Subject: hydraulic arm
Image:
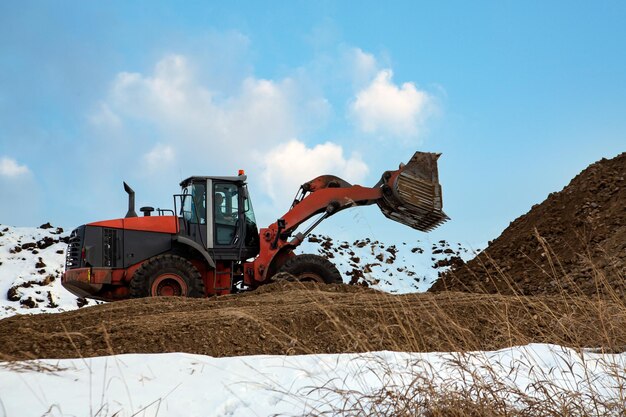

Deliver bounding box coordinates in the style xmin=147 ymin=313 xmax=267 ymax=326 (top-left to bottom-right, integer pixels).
xmin=247 ymin=152 xmax=449 ymax=282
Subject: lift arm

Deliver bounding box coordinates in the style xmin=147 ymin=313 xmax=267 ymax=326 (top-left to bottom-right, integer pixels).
xmin=247 ymin=151 xmax=450 ymax=282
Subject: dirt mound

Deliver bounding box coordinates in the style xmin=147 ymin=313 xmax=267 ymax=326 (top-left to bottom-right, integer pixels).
xmin=2 ymin=282 xmax=626 ymax=360
xmin=431 ymin=152 xmax=626 ymax=296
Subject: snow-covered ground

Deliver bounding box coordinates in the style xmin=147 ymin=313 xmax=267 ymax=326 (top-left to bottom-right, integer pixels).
xmin=1 ymin=344 xmax=624 ymax=417
xmin=0 ymin=226 xmax=620 ymax=416
xmin=0 ymin=224 xmax=99 ymax=319
xmin=0 ymin=224 xmax=480 ymax=319
xmin=298 ymin=233 xmax=481 ymax=293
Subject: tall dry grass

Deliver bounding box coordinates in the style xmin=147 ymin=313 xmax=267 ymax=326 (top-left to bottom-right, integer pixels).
xmin=257 ymin=234 xmax=626 ymax=416
xmin=2 ymin=232 xmax=624 ymax=416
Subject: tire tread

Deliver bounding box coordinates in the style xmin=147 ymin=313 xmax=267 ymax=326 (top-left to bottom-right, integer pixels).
xmin=129 ymin=254 xmax=205 ymax=298
xmin=278 ymin=254 xmax=342 ymax=284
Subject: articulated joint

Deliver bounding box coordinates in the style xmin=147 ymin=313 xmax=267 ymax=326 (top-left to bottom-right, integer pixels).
xmin=271 ymin=218 xmax=286 ymax=250
xmin=326 ymin=200 xmax=340 ymax=214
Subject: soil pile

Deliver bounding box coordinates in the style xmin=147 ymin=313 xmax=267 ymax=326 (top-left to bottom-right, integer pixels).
xmin=2 ymin=282 xmax=626 ymax=360
xmin=431 ymin=152 xmax=626 ymax=296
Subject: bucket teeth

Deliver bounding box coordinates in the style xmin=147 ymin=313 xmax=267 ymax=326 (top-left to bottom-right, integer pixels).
xmin=377 ymin=152 xmax=450 ymax=232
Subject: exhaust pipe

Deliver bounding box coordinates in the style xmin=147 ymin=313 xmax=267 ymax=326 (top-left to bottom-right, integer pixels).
xmin=123 ymin=182 xmax=138 ymax=218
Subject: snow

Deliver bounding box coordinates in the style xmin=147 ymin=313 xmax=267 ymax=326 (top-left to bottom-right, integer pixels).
xmin=0 ymin=226 xmax=620 ymax=415
xmin=1 ymin=344 xmax=624 ymax=417
xmin=0 ymin=225 xmax=99 ymax=319
xmin=298 ymin=233 xmax=482 ymax=293
xmin=0 ymin=224 xmax=479 ymax=319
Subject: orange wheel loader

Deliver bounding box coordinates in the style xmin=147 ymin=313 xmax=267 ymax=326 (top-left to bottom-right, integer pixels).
xmin=62 ymin=152 xmax=449 ymax=300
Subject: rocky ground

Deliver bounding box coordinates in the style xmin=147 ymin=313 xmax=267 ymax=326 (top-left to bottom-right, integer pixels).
xmin=0 ymin=224 xmax=98 ymax=318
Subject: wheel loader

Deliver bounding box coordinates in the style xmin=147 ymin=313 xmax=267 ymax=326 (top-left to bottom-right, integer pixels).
xmin=62 ymin=152 xmax=449 ymax=300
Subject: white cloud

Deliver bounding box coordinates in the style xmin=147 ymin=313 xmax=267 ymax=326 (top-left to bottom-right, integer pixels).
xmin=348 ymin=48 xmax=378 ymax=87
xmin=0 ymin=157 xmax=30 ymax=178
xmin=91 ymin=53 xmax=339 ymax=222
xmin=109 ymin=55 xmax=200 ymax=123
xmin=89 ymin=102 xmax=121 ymax=127
xmin=349 ymin=69 xmax=431 ymax=138
xmin=100 ymin=54 xmax=303 ymax=154
xmin=261 ymin=140 xmax=369 ymax=207
xmin=88 ymin=49 xmax=436 ymax=224
xmin=143 ymin=144 xmax=175 ymax=172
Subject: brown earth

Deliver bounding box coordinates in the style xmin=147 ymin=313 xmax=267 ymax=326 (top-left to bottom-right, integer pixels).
xmin=2 ymin=281 xmax=626 ymax=360
xmin=2 ymin=154 xmax=625 ymax=362
xmin=431 ymin=152 xmax=626 ymax=296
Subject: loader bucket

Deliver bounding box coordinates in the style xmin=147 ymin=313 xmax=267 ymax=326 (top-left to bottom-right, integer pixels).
xmin=377 ymin=152 xmax=450 ymax=232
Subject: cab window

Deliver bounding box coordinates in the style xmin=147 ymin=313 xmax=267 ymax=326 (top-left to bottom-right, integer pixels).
xmin=214 ymin=183 xmax=239 ymax=245
xmin=182 ymin=183 xmax=206 ymax=224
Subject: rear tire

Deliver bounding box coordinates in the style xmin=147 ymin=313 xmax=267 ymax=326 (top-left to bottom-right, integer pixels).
xmin=129 ymin=254 xmax=205 ymax=298
xmin=278 ymin=254 xmax=343 ymax=284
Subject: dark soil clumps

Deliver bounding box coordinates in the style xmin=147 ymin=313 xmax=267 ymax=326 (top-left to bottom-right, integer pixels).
xmin=431 ymin=152 xmax=626 ymax=296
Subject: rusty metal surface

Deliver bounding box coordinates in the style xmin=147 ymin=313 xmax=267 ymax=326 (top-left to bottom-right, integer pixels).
xmin=377 ymin=152 xmax=450 ymax=232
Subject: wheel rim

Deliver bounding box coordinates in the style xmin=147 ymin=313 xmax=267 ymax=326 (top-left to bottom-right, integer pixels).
xmin=297 ymin=272 xmax=324 ymax=283
xmin=151 ymin=274 xmax=188 ymax=296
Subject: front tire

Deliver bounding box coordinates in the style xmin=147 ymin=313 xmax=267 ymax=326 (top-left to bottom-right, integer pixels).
xmin=278 ymin=254 xmax=343 ymax=284
xmin=129 ymin=254 xmax=205 ymax=298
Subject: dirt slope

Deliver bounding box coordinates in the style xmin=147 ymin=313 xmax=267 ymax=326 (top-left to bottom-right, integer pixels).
xmin=2 ymin=282 xmax=626 ymax=360
xmin=431 ymin=152 xmax=626 ymax=296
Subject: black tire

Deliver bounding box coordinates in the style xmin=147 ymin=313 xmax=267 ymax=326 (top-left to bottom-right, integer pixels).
xmin=129 ymin=254 xmax=205 ymax=298
xmin=278 ymin=254 xmax=343 ymax=284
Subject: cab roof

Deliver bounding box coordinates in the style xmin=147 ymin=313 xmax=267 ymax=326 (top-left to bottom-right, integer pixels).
xmin=180 ymin=175 xmax=247 ymax=187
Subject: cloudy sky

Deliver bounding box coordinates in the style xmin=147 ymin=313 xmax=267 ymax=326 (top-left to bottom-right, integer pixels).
xmin=1 ymin=1 xmax=624 ymax=247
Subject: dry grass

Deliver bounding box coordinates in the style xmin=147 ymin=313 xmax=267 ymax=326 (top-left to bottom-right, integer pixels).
xmin=288 ymin=347 xmax=626 ymax=416
xmin=267 ymin=236 xmax=626 ymax=416
xmin=1 ymin=234 xmax=625 ymax=416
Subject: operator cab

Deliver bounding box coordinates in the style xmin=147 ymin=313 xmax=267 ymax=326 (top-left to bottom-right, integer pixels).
xmin=178 ymin=174 xmax=260 ymax=261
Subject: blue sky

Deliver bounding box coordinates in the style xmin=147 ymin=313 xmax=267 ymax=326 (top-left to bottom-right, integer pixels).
xmin=1 ymin=1 xmax=624 ymax=248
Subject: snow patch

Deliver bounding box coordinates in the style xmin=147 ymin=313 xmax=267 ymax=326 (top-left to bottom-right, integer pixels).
xmin=0 ymin=344 xmax=624 ymax=416
xmin=298 ymin=233 xmax=481 ymax=293
xmin=0 ymin=224 xmax=99 ymax=319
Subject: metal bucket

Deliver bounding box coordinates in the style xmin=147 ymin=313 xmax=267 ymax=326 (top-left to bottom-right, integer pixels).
xmin=377 ymin=152 xmax=450 ymax=232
